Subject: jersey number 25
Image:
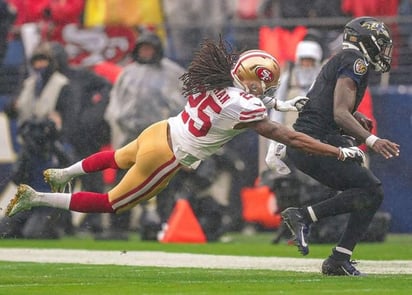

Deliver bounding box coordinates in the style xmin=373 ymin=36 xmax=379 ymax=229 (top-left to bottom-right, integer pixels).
xmin=181 ymin=92 xmax=222 ymax=137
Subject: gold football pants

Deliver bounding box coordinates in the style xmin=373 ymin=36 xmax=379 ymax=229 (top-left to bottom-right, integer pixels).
xmin=108 ymin=120 xmax=181 ymax=213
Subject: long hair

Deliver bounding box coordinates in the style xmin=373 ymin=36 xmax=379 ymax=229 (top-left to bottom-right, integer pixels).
xmin=180 ymin=37 xmax=239 ymax=96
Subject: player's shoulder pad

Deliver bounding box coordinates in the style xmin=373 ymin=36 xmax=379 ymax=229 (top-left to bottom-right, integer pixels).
xmin=341 ymin=49 xmax=368 ymax=76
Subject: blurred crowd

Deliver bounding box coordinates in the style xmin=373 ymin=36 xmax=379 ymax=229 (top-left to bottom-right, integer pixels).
xmin=0 ymin=0 xmax=411 ymax=240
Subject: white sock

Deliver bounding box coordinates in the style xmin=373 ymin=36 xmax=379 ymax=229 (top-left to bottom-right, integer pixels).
xmin=64 ymin=161 xmax=86 ymax=177
xmin=335 ymin=246 xmax=353 ymax=256
xmin=34 ymin=192 xmax=71 ymax=210
xmin=307 ymin=206 xmax=318 ymax=222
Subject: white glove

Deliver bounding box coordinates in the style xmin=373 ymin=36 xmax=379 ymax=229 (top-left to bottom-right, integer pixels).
xmin=265 ymin=141 xmax=291 ymax=175
xmin=338 ymin=146 xmax=366 ymax=165
xmin=274 ymin=96 xmax=309 ymax=112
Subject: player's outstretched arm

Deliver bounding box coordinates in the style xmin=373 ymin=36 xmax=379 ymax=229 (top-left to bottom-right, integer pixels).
xmin=244 ymin=118 xmax=364 ymax=162
xmin=334 ymin=77 xmax=400 ymax=159
xmin=261 ymin=96 xmax=308 ymax=112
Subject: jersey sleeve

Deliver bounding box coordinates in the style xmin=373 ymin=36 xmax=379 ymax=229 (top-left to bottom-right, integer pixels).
xmin=338 ymin=51 xmax=368 ymax=86
xmin=235 ymin=95 xmax=267 ymax=123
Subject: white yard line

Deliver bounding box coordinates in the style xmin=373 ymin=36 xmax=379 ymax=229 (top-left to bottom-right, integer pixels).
xmin=1 ymin=248 xmax=411 ymax=274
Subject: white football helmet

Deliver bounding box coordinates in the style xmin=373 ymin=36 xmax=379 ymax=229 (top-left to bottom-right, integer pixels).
xmin=231 ymin=50 xmax=281 ymax=98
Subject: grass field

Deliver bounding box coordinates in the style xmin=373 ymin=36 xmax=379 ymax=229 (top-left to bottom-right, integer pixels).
xmin=0 ymin=233 xmax=411 ymax=294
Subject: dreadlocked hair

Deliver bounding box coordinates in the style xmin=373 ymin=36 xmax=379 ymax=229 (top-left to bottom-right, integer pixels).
xmin=180 ymin=37 xmax=239 ymax=96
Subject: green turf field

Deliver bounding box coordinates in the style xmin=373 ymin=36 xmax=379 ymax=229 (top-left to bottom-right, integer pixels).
xmin=0 ymin=233 xmax=411 ymax=294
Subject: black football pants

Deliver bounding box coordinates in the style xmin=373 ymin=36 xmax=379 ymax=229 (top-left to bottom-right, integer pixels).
xmin=287 ymin=146 xmax=384 ymax=252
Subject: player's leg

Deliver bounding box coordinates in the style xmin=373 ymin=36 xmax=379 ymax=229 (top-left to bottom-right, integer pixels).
xmin=43 ymin=149 xmax=122 ymax=193
xmin=43 ymin=136 xmax=140 ymax=193
xmin=321 ymin=184 xmax=383 ymax=276
xmin=286 ymin=147 xmax=381 ymax=275
xmin=108 ymin=121 xmax=181 ymax=213
xmin=6 ymin=121 xmax=181 ymax=217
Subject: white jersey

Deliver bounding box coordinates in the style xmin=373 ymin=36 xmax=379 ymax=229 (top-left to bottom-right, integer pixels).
xmin=168 ymin=87 xmax=267 ymax=168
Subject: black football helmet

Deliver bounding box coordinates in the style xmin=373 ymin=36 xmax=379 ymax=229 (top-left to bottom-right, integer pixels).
xmin=343 ymin=16 xmax=393 ymax=73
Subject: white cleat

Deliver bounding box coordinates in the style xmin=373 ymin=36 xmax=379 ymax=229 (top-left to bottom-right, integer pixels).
xmin=6 ymin=184 xmax=37 ymax=217
xmin=43 ymin=169 xmax=72 ymax=193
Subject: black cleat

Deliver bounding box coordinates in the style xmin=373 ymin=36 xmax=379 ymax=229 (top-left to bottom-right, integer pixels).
xmin=322 ymin=256 xmax=364 ymax=276
xmin=281 ymin=207 xmax=309 ymax=255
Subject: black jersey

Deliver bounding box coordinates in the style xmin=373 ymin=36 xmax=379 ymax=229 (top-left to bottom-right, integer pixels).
xmin=293 ymin=49 xmax=370 ymax=138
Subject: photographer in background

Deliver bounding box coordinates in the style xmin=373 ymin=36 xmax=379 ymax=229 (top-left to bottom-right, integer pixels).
xmin=0 ymin=42 xmax=76 ymax=239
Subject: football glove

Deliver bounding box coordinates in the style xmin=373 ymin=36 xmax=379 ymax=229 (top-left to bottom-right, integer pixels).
xmin=261 ymin=96 xmax=277 ymax=109
xmin=265 ymin=141 xmax=291 ymax=175
xmin=338 ymin=146 xmax=366 ymax=164
xmin=274 ymin=96 xmax=309 ymax=112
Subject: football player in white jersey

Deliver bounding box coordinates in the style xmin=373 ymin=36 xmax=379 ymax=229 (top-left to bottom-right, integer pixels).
xmin=6 ymin=38 xmax=365 ymax=218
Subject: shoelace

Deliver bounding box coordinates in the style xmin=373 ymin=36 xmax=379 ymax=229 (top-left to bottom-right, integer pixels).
xmin=341 ymin=260 xmax=360 ymax=275
xmin=60 ymin=180 xmax=73 ymax=193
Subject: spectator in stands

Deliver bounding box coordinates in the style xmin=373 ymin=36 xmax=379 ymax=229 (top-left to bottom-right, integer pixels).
xmin=273 ymin=39 xmax=323 ymax=128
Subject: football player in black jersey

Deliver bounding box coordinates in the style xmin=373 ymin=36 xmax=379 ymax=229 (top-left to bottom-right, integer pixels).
xmin=280 ymin=17 xmax=400 ymax=276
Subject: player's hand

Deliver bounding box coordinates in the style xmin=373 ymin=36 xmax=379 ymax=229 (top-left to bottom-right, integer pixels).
xmin=371 ymin=138 xmax=400 ymax=159
xmin=338 ymin=146 xmax=366 ymax=164
xmin=275 ymin=96 xmax=309 ymax=112
xmin=353 ymin=111 xmax=373 ymax=131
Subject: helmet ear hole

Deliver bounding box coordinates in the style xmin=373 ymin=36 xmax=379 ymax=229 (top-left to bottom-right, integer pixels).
xmin=248 ymin=82 xmax=261 ymax=95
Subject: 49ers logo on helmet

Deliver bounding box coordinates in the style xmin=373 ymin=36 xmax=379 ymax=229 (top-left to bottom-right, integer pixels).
xmin=255 ymin=67 xmax=274 ymax=82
